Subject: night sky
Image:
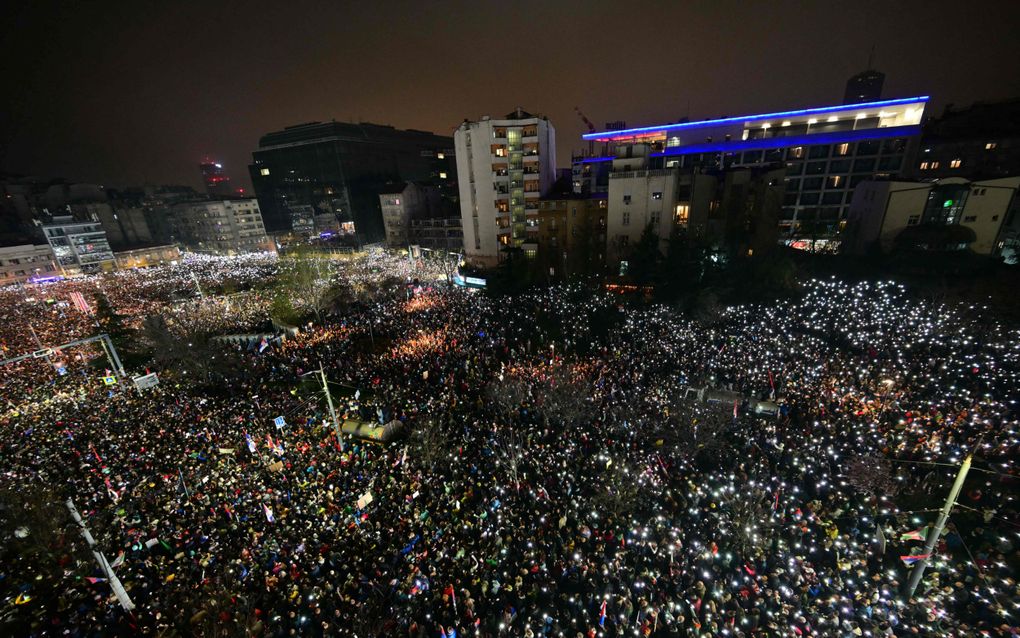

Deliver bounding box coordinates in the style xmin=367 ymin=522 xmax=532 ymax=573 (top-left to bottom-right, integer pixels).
xmin=3 ymin=0 xmax=1020 ymax=191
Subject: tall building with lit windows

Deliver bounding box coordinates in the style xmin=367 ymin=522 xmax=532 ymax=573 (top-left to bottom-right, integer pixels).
xmin=199 ymin=159 xmax=233 ymax=198
xmin=454 ymin=108 xmax=557 ymax=267
xmin=578 ymin=96 xmax=928 ymax=240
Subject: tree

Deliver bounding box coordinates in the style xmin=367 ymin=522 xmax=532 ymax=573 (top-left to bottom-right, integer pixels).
xmin=0 ymin=485 xmax=85 ymax=632
xmin=627 ymin=223 xmax=661 ymax=286
xmin=657 ymin=226 xmax=706 ymax=303
xmin=138 ymin=314 xmax=240 ymax=381
xmin=94 ymin=292 xmax=130 ymax=345
xmin=413 ymin=414 xmax=451 ymax=471
xmin=845 ymin=455 xmax=899 ymax=500
xmin=722 ymin=487 xmax=775 ymax=559
xmin=277 ymin=252 xmax=340 ymax=322
xmin=531 ymin=366 xmax=596 ymax=431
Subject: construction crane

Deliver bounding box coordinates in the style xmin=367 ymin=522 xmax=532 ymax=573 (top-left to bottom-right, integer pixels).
xmin=574 ymin=106 xmax=596 ymax=155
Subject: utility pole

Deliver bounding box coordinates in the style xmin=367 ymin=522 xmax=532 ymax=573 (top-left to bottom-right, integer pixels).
xmin=99 ymin=333 xmax=126 ymax=377
xmin=319 ymin=362 xmax=341 ymax=444
xmin=904 ymin=454 xmax=973 ymax=599
xmin=28 ymin=324 xmax=52 ymax=367
xmin=191 ymin=272 xmax=204 ymax=299
xmin=66 ymin=498 xmax=135 ymax=611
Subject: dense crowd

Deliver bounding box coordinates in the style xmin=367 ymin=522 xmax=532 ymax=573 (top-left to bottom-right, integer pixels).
xmin=1 ymin=253 xmax=1018 ymax=637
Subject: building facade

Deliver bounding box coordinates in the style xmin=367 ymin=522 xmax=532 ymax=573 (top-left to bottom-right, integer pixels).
xmin=169 ymin=199 xmax=273 ymax=255
xmin=42 ymin=215 xmax=116 ymax=274
xmin=249 ymin=121 xmax=455 ymax=240
xmin=0 ymin=244 xmax=58 ymax=285
xmin=843 ymin=176 xmax=1020 ymax=258
xmin=913 ymin=99 xmax=1020 ymax=180
xmin=409 ymin=217 xmax=463 ymax=252
xmin=200 ymin=160 xmax=234 ymax=198
xmin=454 ymin=108 xmax=557 ymax=267
xmin=535 ymin=196 xmax=607 ymax=279
xmin=844 ymin=69 xmax=885 ymax=104
xmin=113 ymin=245 xmax=182 ymax=270
xmin=580 ymin=96 xmax=928 ymax=241
xmin=378 ymin=182 xmax=441 ymax=248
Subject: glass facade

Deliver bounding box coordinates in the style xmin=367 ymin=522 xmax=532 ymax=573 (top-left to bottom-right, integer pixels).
xmin=249 ymin=122 xmax=455 ymax=241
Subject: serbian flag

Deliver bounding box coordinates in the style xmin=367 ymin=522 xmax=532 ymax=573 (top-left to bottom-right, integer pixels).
xmin=245 ymin=432 xmax=257 ymax=454
xmin=263 ymin=503 xmax=275 ymax=523
xmin=900 ymin=527 xmax=928 ymax=542
xmin=599 ymin=599 xmax=607 ymax=627
xmin=900 ymin=553 xmax=930 ymax=566
xmin=259 ymin=338 xmax=269 ymax=353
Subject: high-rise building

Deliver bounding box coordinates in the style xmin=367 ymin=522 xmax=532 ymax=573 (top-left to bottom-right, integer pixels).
xmin=169 ymin=199 xmax=273 ymax=255
xmin=200 ymin=159 xmax=233 ymax=198
xmin=579 ymin=96 xmax=928 ymax=239
xmin=454 ymin=108 xmax=557 ymax=267
xmin=249 ymin=121 xmax=455 ymax=240
xmin=844 ymin=69 xmax=885 ymax=104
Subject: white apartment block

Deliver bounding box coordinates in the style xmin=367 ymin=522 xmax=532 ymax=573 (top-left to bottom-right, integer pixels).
xmin=170 ymin=199 xmax=273 ymax=255
xmin=844 ymin=176 xmax=1020 ymax=257
xmin=605 ymin=145 xmax=681 ymax=267
xmin=455 ymin=108 xmax=557 ymax=267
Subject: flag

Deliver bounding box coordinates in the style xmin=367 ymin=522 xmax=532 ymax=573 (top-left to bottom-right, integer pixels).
xmin=733 ymin=400 xmax=739 ymax=419
xmin=263 ymin=503 xmax=275 ymax=523
xmin=245 ymin=432 xmax=257 ymax=454
xmin=259 ymin=338 xmax=269 ymax=353
xmin=900 ymin=553 xmax=930 ymax=566
xmin=110 ymin=551 xmax=125 ymax=569
xmin=900 ymin=527 xmax=928 ymax=542
xmin=599 ymin=599 xmax=607 ymax=627
xmin=70 ymin=291 xmax=92 ymax=315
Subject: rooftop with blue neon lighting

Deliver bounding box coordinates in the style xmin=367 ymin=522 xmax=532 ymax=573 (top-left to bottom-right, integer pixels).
xmin=583 ymin=96 xmax=929 ymax=142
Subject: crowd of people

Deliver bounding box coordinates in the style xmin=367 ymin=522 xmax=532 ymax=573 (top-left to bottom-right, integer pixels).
xmin=1 ymin=253 xmax=1017 ymax=637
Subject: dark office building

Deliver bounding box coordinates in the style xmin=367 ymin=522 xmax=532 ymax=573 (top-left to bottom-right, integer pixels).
xmin=249 ymin=121 xmax=456 ymax=240
xmin=199 ymin=159 xmax=233 ymax=197
xmin=843 ymin=69 xmax=885 ymax=104
xmin=913 ymin=98 xmax=1020 ymax=180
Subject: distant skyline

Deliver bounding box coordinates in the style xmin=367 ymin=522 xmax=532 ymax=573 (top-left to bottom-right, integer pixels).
xmin=3 ymin=0 xmax=1020 ymax=191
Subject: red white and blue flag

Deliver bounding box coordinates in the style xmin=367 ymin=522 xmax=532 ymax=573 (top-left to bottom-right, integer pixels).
xmin=599 ymin=599 xmax=607 ymax=627
xmin=900 ymin=553 xmax=930 ymax=566
xmin=263 ymin=503 xmax=275 ymax=523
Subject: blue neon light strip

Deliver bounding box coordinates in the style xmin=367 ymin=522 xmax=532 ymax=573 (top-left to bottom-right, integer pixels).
xmin=653 ymin=125 xmax=920 ymax=157
xmin=578 ymin=125 xmax=920 ymax=163
xmin=582 ymin=96 xmax=929 ymax=140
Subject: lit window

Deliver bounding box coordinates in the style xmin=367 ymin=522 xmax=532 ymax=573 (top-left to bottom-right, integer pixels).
xmin=789 ymin=147 xmax=804 ymax=159
xmin=950 ymin=159 xmax=962 ymax=168
xmin=836 ymin=143 xmax=849 ymax=156
xmin=828 ymin=176 xmax=843 ymax=188
xmin=919 ymin=161 xmax=929 ymax=170
xmin=437 ymin=152 xmax=445 ymax=159
xmin=439 ymin=172 xmax=447 ymax=179
xmin=260 ymin=168 xmax=270 ymax=176
xmin=985 ymin=142 xmax=996 ymax=150
xmin=931 ymin=161 xmax=940 ymax=169
xmin=674 ymin=203 xmax=689 ymax=226
xmin=651 ymin=192 xmax=662 ymax=200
